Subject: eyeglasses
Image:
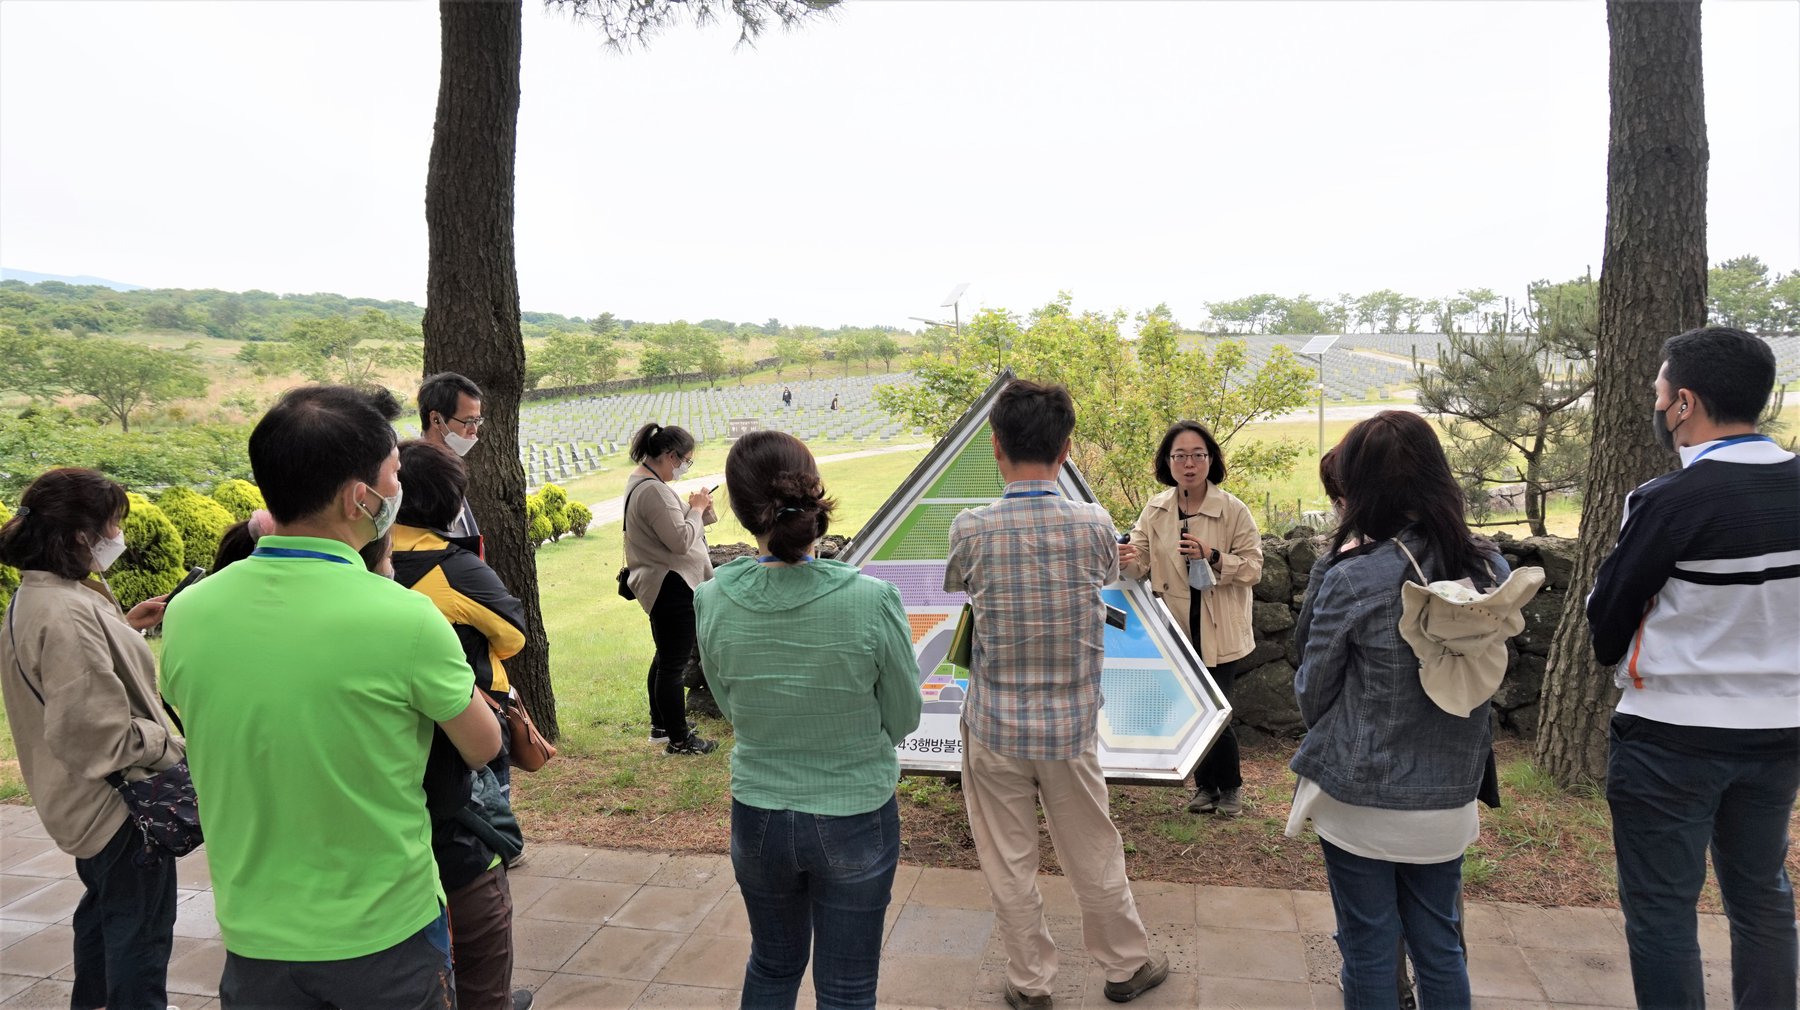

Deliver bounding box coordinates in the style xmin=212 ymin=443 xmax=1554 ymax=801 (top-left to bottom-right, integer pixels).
xmin=449 ymin=415 xmax=484 ymax=429
xmin=1168 ymin=452 xmax=1211 ymax=464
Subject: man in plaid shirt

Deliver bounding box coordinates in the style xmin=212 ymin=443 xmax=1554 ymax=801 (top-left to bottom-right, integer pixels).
xmin=944 ymin=379 xmax=1169 ymax=1009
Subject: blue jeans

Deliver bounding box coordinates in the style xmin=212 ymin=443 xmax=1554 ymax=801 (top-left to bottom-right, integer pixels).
xmin=730 ymin=796 xmax=899 ymax=1010
xmin=71 ymin=819 xmax=179 ymax=1010
xmin=1608 ymin=714 xmax=1799 ymax=1010
xmin=1319 ymin=838 xmax=1470 ymax=1010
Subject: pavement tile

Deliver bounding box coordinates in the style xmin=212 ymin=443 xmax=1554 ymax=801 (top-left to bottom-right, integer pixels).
xmin=645 ymin=853 xmax=733 ymax=895
xmin=0 ymin=878 xmax=51 ymax=910
xmin=1195 ymin=884 xmax=1297 ymax=932
xmin=1292 ymin=889 xmax=1337 ymax=934
xmin=695 ymin=892 xmax=751 ymax=938
xmin=521 ymin=878 xmax=639 ymax=924
xmin=1464 ymin=902 xmax=1517 ymax=946
xmin=511 ymin=916 xmax=602 ymax=973
xmin=1696 ymin=913 xmax=1731 ymax=962
xmin=628 ymin=981 xmax=739 ymax=1008
xmin=887 ymin=863 xmax=924 ymax=906
xmin=531 ymin=973 xmax=647 ymax=1010
xmin=908 ymin=867 xmax=993 ymax=910
xmin=1192 ymin=924 xmax=1308 ymax=983
xmin=0 ymin=841 xmax=56 ymax=873
xmin=883 ymin=904 xmax=995 ymax=959
xmin=175 ymin=852 xmax=212 ymax=890
xmin=655 ymin=931 xmax=751 ymax=988
xmin=1036 ymin=873 xmax=1079 ymax=917
xmin=1517 ymin=947 xmax=1634 ymax=1007
xmin=0 ymin=925 xmax=72 ymax=980
xmin=608 ymin=885 xmax=724 ymax=934
xmin=1142 ymin=923 xmax=1198 ymax=977
xmin=506 ymin=871 xmax=560 ymax=913
xmin=0 ymin=882 xmax=82 ymax=925
xmin=0 ymin=978 xmax=32 ymax=1002
xmin=563 ymin=924 xmax=685 ymax=980
xmin=0 ymin=851 xmax=69 ymax=882
xmin=1498 ymin=903 xmax=1624 ymax=954
xmin=1196 ymin=973 xmax=1315 ymax=1010
xmin=572 ymin=849 xmax=669 ymax=885
xmin=0 ymin=978 xmax=73 ymax=1007
xmin=509 ymin=843 xmax=595 ymax=879
xmin=1133 ymin=879 xmax=1198 ymax=926
xmin=1309 ymin=980 xmax=1346 ymax=1008
xmin=172 ymin=890 xmax=220 ymax=939
xmin=166 ymin=938 xmax=225 ymax=997
xmin=1467 ymin=943 xmax=1549 ymax=1001
xmin=0 ymin=920 xmax=47 ymax=953
xmin=875 ymin=951 xmax=982 ymax=1008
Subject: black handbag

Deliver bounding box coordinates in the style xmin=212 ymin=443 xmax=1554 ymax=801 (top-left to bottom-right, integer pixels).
xmin=7 ymin=596 xmax=203 ymax=864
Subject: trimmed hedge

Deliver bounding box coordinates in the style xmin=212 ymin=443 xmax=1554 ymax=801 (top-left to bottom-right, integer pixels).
xmin=158 ymin=486 xmax=234 ymax=571
xmin=112 ymin=493 xmax=186 ymax=610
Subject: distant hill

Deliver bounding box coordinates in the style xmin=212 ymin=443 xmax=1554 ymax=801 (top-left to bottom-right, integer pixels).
xmin=1 ymin=268 xmax=143 ymax=291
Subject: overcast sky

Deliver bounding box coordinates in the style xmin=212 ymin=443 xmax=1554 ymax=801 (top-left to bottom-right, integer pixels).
xmin=2 ymin=0 xmax=1795 ymax=330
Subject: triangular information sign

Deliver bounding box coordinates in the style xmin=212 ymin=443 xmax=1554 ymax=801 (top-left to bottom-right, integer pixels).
xmin=843 ymin=370 xmax=1230 ymax=784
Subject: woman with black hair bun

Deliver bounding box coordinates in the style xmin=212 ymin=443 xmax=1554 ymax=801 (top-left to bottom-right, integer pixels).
xmin=621 ymin=422 xmax=719 ymax=755
xmin=693 ymin=430 xmax=921 ymax=1010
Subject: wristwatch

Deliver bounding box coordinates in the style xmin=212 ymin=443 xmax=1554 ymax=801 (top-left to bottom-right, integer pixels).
xmin=1209 ymin=548 xmax=1221 ymax=565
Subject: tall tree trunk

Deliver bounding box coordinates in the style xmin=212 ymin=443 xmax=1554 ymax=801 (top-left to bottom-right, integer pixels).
xmin=1535 ymin=0 xmax=1707 ymax=786
xmin=423 ymin=0 xmax=559 ymax=738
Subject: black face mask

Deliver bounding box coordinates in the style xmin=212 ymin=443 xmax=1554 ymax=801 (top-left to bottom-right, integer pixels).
xmin=1652 ymin=400 xmax=1686 ymax=453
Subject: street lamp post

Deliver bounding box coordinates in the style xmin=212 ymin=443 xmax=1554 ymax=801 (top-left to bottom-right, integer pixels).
xmin=1299 ymin=335 xmax=1341 ymax=456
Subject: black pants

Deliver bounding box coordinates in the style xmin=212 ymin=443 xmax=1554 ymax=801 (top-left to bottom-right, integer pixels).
xmin=1193 ymin=654 xmax=1253 ymax=792
xmin=220 ymin=911 xmax=455 ymax=1010
xmin=646 ymin=571 xmax=697 ymax=744
xmin=71 ymin=818 xmax=179 ymax=1010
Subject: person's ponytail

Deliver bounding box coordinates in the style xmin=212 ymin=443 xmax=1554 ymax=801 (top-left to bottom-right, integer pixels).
xmin=724 ymin=431 xmax=836 ymax=563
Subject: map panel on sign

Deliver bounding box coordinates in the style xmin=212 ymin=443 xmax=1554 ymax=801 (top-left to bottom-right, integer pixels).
xmin=840 ymin=371 xmax=1229 ymax=783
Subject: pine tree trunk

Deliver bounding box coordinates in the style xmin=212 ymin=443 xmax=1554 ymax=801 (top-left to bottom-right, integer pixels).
xmin=423 ymin=0 xmax=559 ymax=738
xmin=1535 ymin=0 xmax=1707 ymax=786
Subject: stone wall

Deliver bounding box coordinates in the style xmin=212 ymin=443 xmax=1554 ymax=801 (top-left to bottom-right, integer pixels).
xmin=697 ymin=532 xmax=1575 ymax=740
xmin=1231 ymin=528 xmax=1574 ymax=740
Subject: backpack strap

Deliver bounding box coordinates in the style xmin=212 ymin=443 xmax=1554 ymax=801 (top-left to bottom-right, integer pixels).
xmin=1392 ymin=538 xmax=1429 ymax=586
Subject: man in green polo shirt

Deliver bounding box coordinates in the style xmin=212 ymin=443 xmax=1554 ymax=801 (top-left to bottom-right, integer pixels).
xmin=164 ymin=385 xmax=501 ymax=1008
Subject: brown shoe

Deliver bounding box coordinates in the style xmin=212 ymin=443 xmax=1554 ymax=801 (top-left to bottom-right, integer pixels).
xmin=1103 ymin=951 xmax=1169 ymax=1003
xmin=1004 ymin=983 xmax=1053 ymax=1009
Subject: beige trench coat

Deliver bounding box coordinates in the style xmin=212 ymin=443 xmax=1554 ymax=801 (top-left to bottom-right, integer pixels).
xmin=1124 ymin=484 xmax=1263 ymax=667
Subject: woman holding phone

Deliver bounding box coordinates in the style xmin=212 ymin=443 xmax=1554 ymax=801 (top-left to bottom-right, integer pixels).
xmin=1124 ymin=421 xmax=1264 ymax=816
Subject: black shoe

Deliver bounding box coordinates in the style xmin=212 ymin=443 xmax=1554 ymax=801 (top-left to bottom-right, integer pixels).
xmin=1004 ymin=983 xmax=1053 ymax=1009
xmin=1187 ymin=787 xmax=1220 ymax=814
xmin=648 ymin=726 xmax=669 ymax=743
xmin=666 ymin=733 xmax=717 ymax=756
xmin=1216 ymin=787 xmax=1244 ymax=817
xmin=511 ymin=989 xmax=535 ymax=1010
xmin=1103 ymin=952 xmax=1169 ymax=1003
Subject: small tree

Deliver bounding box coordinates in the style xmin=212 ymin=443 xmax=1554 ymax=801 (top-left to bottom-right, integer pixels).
xmin=210 ymin=479 xmax=267 ymax=522
xmin=537 ymin=484 xmax=571 ymax=541
xmin=157 ymin=486 xmax=235 ymax=571
xmin=282 ymin=310 xmax=420 ymax=387
xmin=532 ymin=331 xmax=620 ymax=388
xmin=524 ymin=493 xmax=553 ymax=548
xmin=112 ymin=493 xmax=186 ymax=609
xmin=45 ymin=336 xmax=209 ymax=432
xmin=565 ymin=500 xmax=593 ymax=536
xmin=1415 ymin=276 xmax=1598 ymax=536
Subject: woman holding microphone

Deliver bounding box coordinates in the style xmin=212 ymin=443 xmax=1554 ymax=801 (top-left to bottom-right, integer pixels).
xmin=1124 ymin=421 xmax=1264 ymax=816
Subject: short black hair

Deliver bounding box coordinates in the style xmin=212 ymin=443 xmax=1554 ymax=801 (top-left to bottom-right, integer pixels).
xmin=249 ymin=385 xmax=402 ymax=524
xmin=418 ymin=372 xmax=483 ymax=430
xmin=1152 ymin=420 xmax=1227 ymax=487
xmin=989 ymin=379 xmax=1075 ymax=466
xmin=0 ymin=468 xmax=130 ymax=581
xmin=396 ymin=439 xmax=469 ymax=531
xmin=1662 ymin=326 xmax=1777 ymax=426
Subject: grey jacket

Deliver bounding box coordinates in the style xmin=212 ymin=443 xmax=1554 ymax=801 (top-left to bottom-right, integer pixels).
xmin=1289 ymin=530 xmax=1507 ymax=811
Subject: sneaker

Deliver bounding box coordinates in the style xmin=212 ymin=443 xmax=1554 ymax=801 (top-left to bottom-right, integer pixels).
xmin=666 ymin=733 xmax=717 ymax=756
xmin=648 ymin=726 xmax=669 ymax=743
xmin=1216 ymin=787 xmax=1244 ymax=817
xmin=1103 ymin=952 xmax=1169 ymax=1003
xmin=504 ymin=850 xmax=529 ymax=870
xmin=511 ymin=989 xmax=535 ymax=1010
xmin=1187 ymin=787 xmax=1220 ymax=814
xmin=1004 ymin=983 xmax=1053 ymax=1009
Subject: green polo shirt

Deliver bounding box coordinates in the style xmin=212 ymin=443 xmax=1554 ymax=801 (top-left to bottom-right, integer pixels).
xmin=162 ymin=536 xmax=476 ymax=961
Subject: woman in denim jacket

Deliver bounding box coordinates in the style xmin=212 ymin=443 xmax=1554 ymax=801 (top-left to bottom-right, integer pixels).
xmin=1287 ymin=411 xmax=1506 ymax=1009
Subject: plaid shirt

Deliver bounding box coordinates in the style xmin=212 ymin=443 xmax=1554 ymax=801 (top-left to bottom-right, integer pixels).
xmin=943 ymin=479 xmax=1119 ymax=760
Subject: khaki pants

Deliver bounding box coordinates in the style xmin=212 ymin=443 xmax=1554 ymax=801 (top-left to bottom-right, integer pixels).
xmin=960 ymin=725 xmax=1151 ymax=996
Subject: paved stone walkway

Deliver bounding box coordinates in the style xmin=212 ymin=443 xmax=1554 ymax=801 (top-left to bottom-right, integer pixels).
xmin=1 ymin=803 xmax=1734 ymax=1009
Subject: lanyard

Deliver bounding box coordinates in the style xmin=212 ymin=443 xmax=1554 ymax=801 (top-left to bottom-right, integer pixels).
xmin=1002 ymin=490 xmax=1058 ymax=499
xmin=1691 ymin=434 xmax=1773 ymax=463
xmin=251 ymin=547 xmax=353 ymax=564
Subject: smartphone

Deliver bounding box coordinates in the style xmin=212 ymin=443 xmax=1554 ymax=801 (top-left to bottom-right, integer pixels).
xmin=165 ymin=566 xmax=206 ymax=604
xmin=1116 ymin=532 xmax=1131 ymax=545
xmin=1105 ymin=604 xmax=1128 ymax=630
xmin=709 ymin=484 xmax=720 ymax=493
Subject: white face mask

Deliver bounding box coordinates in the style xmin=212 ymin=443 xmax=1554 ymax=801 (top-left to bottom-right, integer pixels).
xmin=89 ymin=531 xmax=127 ymax=573
xmin=357 ymin=484 xmax=404 ymax=538
xmin=444 ymin=431 xmax=478 ymax=457
xmin=672 ymin=457 xmax=693 ymax=479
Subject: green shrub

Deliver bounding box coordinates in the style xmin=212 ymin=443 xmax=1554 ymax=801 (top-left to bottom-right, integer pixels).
xmin=210 ymin=478 xmax=266 ymax=521
xmin=0 ymin=501 xmax=17 ymax=611
xmin=157 ymin=486 xmax=234 ymax=570
xmin=525 ymin=494 xmax=552 ymax=549
xmin=565 ymin=500 xmax=593 ymax=537
xmin=112 ymin=493 xmax=185 ymax=609
xmin=539 ymin=484 xmax=570 ymax=541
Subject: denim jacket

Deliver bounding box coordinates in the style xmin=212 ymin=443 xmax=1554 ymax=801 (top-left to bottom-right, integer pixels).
xmin=1289 ymin=530 xmax=1507 ymax=810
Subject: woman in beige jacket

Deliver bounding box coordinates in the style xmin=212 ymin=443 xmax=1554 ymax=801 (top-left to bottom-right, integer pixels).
xmin=1124 ymin=421 xmax=1264 ymax=816
xmin=622 ymin=422 xmax=719 ymax=755
xmin=0 ymin=468 xmax=181 ymax=1009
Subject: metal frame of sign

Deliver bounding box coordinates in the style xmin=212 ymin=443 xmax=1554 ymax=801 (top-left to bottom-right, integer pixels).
xmin=842 ymin=370 xmax=1230 ymax=785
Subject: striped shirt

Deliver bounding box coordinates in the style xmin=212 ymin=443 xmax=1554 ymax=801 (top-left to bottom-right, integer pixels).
xmin=943 ymin=480 xmax=1119 ymax=760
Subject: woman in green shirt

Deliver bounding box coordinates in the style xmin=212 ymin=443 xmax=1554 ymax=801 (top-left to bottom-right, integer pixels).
xmin=694 ymin=431 xmax=922 ymax=1010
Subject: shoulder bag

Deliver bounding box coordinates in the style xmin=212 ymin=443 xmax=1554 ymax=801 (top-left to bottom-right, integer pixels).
xmin=616 ymin=478 xmax=648 ymax=600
